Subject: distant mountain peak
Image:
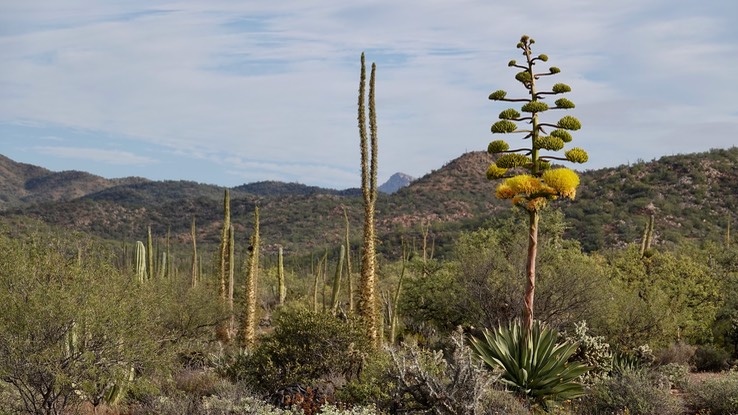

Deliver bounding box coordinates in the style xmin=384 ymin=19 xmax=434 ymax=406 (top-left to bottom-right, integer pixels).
xmin=379 ymin=172 xmax=414 ymax=194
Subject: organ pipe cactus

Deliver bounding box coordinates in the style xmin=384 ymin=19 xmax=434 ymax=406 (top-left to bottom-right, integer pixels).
xmin=135 ymin=241 xmax=146 ymax=283
xmin=485 ymin=35 xmax=588 ymax=335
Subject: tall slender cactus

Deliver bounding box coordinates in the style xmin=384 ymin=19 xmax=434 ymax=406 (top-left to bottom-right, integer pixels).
xmin=216 ymin=189 xmax=231 ymax=344
xmin=191 ymin=217 xmax=198 ymax=288
xmin=330 ymin=245 xmax=346 ymax=315
xmin=640 ymin=214 xmax=655 ymax=258
xmin=389 ymin=241 xmax=410 ymax=344
xmin=165 ymin=225 xmax=171 ymax=279
xmin=228 ymin=224 xmax=236 ymax=339
xmin=146 ymin=226 xmax=154 ymax=281
xmin=277 ymin=246 xmax=286 ymax=306
xmin=343 ymin=207 xmax=354 ymax=312
xmin=727 ymin=216 xmax=732 ymax=248
xmin=135 ymin=241 xmax=146 ymax=283
xmin=313 ymin=252 xmax=327 ymax=313
xmin=357 ymin=53 xmax=380 ymax=346
xmin=241 ymin=207 xmax=260 ymax=349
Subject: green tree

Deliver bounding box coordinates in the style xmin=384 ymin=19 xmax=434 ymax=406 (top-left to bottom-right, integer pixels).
xmin=485 ymin=35 xmax=588 ymax=334
xmin=0 ymin=232 xmax=166 ymax=415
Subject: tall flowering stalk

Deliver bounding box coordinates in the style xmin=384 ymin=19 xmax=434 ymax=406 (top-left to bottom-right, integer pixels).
xmin=486 ymin=35 xmax=588 ymax=335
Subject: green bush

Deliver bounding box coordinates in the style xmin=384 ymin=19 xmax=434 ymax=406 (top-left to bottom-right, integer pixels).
xmin=334 ymin=353 xmax=393 ymax=409
xmin=218 ymin=307 xmax=372 ymax=392
xmin=692 ymin=344 xmax=730 ymax=372
xmin=575 ymin=370 xmax=684 ymax=415
xmin=686 ymin=371 xmax=738 ymax=415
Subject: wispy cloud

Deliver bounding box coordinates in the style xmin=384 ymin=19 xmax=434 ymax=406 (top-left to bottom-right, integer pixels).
xmin=35 ymin=146 xmax=157 ymax=166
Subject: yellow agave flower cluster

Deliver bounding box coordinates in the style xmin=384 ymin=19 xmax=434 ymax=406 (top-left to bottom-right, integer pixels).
xmin=495 ymin=168 xmax=580 ymax=212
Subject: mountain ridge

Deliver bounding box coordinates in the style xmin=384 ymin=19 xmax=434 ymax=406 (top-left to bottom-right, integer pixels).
xmin=2 ymin=148 xmax=737 ymax=255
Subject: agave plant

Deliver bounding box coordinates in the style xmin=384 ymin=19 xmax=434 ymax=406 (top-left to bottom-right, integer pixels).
xmin=470 ymin=320 xmax=590 ymax=406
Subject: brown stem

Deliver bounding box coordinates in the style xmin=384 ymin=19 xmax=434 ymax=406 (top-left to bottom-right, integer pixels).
xmin=524 ymin=209 xmax=539 ymax=336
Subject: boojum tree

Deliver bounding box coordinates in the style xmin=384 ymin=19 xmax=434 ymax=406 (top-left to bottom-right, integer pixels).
xmin=486 ymin=35 xmax=588 ymax=335
xmin=357 ymin=52 xmax=379 ymax=347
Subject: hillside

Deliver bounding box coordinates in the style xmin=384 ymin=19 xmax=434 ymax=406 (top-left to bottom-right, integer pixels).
xmin=1 ymin=148 xmax=737 ymax=255
xmin=0 ymin=154 xmax=147 ymax=208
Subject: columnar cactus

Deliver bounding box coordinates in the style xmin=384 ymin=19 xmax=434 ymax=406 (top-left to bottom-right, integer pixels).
xmin=358 ymin=53 xmax=380 ymax=346
xmin=191 ymin=217 xmax=198 ymax=288
xmin=228 ymin=224 xmax=235 ymax=338
xmin=146 ymin=226 xmax=154 ymax=280
xmin=135 ymin=241 xmax=146 ymax=283
xmin=241 ymin=207 xmax=260 ymax=349
xmin=344 ymin=207 xmax=354 ymax=313
xmin=486 ymin=35 xmax=588 ymax=335
xmin=216 ymin=189 xmax=231 ymax=344
xmin=277 ymin=246 xmax=286 ymax=306
xmin=640 ymin=214 xmax=655 ymax=258
xmin=330 ymin=244 xmax=346 ymax=315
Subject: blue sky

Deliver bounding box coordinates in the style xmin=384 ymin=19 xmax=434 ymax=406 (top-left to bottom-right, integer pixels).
xmin=1 ymin=1 xmax=737 ymax=189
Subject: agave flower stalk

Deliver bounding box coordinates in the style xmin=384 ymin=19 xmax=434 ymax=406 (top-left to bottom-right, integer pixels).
xmin=486 ymin=35 xmax=588 ymax=335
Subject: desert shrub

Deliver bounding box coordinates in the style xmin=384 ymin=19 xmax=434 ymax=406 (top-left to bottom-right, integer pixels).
xmin=477 ymin=388 xmax=530 ymax=415
xmin=655 ymin=342 xmax=696 ymax=366
xmin=317 ymin=404 xmax=379 ymax=415
xmin=174 ymin=369 xmax=224 ymax=397
xmin=692 ymin=344 xmax=730 ymax=372
xmin=656 ymin=363 xmax=690 ymax=390
xmin=575 ymin=370 xmax=684 ymax=415
xmin=0 ymin=232 xmax=169 ymax=414
xmin=217 ymin=307 xmax=372 ymax=392
xmin=334 ymin=353 xmax=393 ymax=409
xmin=686 ymin=370 xmax=738 ymax=415
xmin=387 ymin=329 xmax=492 ymax=415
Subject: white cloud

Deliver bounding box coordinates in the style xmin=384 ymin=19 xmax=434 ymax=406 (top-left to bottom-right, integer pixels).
xmin=35 ymin=146 xmax=157 ymax=166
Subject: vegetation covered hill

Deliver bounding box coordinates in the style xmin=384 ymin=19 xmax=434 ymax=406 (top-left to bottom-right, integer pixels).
xmin=1 ymin=148 xmax=737 ymax=255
